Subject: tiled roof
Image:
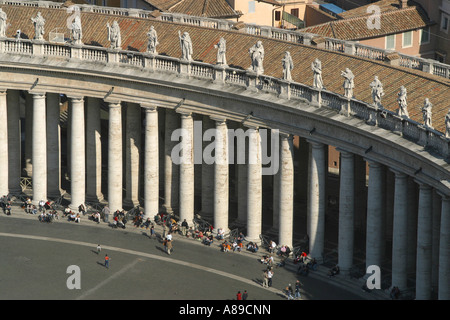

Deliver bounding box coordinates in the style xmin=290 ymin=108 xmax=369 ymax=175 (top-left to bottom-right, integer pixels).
xmin=338 ymin=0 xmax=409 ymax=19
xmin=144 ymin=0 xmax=242 ymax=18
xmin=301 ymin=0 xmax=432 ymax=40
xmin=0 ymin=4 xmax=448 ymax=132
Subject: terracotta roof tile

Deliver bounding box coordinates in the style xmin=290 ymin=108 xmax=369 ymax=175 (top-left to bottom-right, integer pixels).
xmin=301 ymin=1 xmax=432 ymax=40
xmin=144 ymin=0 xmax=242 ymax=18
xmin=0 ymin=4 xmax=448 ymax=132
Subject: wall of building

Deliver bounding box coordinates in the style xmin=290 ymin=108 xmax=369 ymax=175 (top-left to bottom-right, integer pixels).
xmin=359 ymin=27 xmax=436 ymax=59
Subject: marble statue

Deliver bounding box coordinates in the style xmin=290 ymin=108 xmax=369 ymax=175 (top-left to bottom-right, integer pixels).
xmin=282 ymin=51 xmax=294 ymax=81
xmin=422 ymin=98 xmax=433 ymax=128
xmin=341 ymin=68 xmax=354 ymax=98
xmin=178 ymin=31 xmax=193 ymax=61
xmin=0 ymin=9 xmax=7 ymax=38
xmin=369 ymin=76 xmax=384 ymax=108
xmin=107 ymin=21 xmax=121 ymax=49
xmin=248 ymin=41 xmax=265 ymax=75
xmin=147 ymin=26 xmax=159 ymax=54
xmin=214 ymin=37 xmax=227 ymax=66
xmin=31 ymin=12 xmax=45 ymax=40
xmin=71 ymin=15 xmax=82 ymax=45
xmin=445 ymin=109 xmax=450 ymax=138
xmin=397 ymin=86 xmax=409 ymax=118
xmin=311 ymin=58 xmax=323 ymax=89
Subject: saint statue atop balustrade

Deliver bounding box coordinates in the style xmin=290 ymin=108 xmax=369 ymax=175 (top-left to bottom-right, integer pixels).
xmin=248 ymin=41 xmax=264 ymax=75
xmin=397 ymin=86 xmax=409 ymax=118
xmin=445 ymin=109 xmax=450 ymax=138
xmin=214 ymin=37 xmax=227 ymax=66
xmin=31 ymin=12 xmax=45 ymax=41
xmin=282 ymin=51 xmax=294 ymax=81
xmin=147 ymin=26 xmax=159 ymax=55
xmin=0 ymin=9 xmax=7 ymax=38
xmin=107 ymin=21 xmax=121 ymax=50
xmin=178 ymin=31 xmax=193 ymax=61
xmin=71 ymin=15 xmax=82 ymax=46
xmin=311 ymin=58 xmax=323 ymax=89
xmin=341 ymin=68 xmax=354 ymax=98
xmin=369 ymin=76 xmax=384 ymax=108
xmin=422 ymin=98 xmax=433 ymax=128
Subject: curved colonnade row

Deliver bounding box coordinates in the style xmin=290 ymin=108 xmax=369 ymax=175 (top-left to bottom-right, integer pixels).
xmin=0 ymin=49 xmax=448 ymax=300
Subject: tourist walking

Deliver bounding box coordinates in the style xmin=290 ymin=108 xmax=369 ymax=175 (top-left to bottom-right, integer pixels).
xmin=104 ymin=254 xmax=110 ymax=269
xmin=295 ymin=280 xmax=301 ymax=299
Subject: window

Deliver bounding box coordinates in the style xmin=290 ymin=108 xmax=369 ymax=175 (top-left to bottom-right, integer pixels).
xmin=248 ymin=1 xmax=255 ymax=13
xmin=291 ymin=8 xmax=299 ymax=18
xmin=275 ymin=11 xmax=281 ymax=21
xmin=385 ymin=34 xmax=395 ymax=50
xmin=441 ymin=15 xmax=449 ymax=32
xmin=402 ymin=31 xmax=412 ymax=48
xmin=420 ymin=27 xmax=430 ymax=44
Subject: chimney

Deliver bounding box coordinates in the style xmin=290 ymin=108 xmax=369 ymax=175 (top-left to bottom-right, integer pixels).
xmin=399 ymin=0 xmax=408 ymax=8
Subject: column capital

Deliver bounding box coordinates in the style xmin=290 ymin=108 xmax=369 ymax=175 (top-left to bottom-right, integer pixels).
xmin=279 ymin=131 xmax=293 ymax=140
xmin=177 ymin=110 xmax=192 ymax=118
xmin=436 ymin=190 xmax=450 ymax=200
xmin=28 ymin=91 xmax=46 ymax=98
xmin=335 ymin=147 xmax=354 ymax=157
xmin=104 ymin=99 xmax=121 ymax=107
xmin=67 ymin=95 xmax=84 ymax=103
xmin=389 ymin=168 xmax=408 ymax=179
xmin=413 ymin=179 xmax=432 ymax=190
xmin=306 ymin=138 xmax=325 ymax=149
xmin=210 ymin=116 xmax=227 ymax=124
xmin=141 ymin=103 xmax=158 ymax=112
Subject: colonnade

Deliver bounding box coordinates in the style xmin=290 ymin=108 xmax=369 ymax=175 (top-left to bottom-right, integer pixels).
xmin=0 ymin=89 xmax=448 ymax=300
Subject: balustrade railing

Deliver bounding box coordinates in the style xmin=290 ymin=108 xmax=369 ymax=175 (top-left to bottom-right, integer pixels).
xmin=0 ymin=33 xmax=448 ymax=162
xmin=0 ymin=0 xmax=449 ymax=80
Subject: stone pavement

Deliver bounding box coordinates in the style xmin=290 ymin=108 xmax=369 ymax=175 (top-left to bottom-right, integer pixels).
xmin=1 ymin=201 xmax=390 ymax=300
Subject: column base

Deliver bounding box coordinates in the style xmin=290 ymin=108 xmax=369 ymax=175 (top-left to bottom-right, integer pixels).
xmin=123 ymin=198 xmax=141 ymax=210
xmin=85 ymin=193 xmax=105 ymax=204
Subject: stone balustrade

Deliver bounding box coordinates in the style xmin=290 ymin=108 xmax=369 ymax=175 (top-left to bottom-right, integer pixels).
xmin=0 ymin=0 xmax=449 ymax=80
xmin=0 ymin=34 xmax=448 ymax=162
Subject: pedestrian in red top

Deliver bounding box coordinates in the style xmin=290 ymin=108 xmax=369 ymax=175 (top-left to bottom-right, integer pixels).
xmin=236 ymin=291 xmax=242 ymax=300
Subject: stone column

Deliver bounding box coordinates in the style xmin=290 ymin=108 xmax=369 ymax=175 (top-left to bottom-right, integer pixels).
xmin=7 ymin=89 xmax=21 ymax=195
xmin=124 ymin=103 xmax=141 ymax=208
xmin=307 ymin=140 xmax=326 ymax=261
xmin=278 ymin=133 xmax=294 ymax=248
xmin=200 ymin=115 xmax=215 ymax=220
xmin=236 ymin=124 xmax=248 ymax=224
xmin=415 ymin=181 xmax=433 ymax=300
xmin=246 ymin=126 xmax=262 ymax=243
xmin=107 ymin=101 xmax=123 ymax=213
xmin=431 ymin=191 xmax=441 ymax=294
xmin=69 ymin=96 xmax=85 ymax=210
xmin=24 ymin=92 xmax=33 ymax=177
xmin=391 ymin=170 xmax=409 ymax=290
xmin=213 ymin=117 xmax=229 ymax=231
xmin=46 ymin=92 xmax=61 ymax=198
xmin=85 ymin=97 xmax=103 ymax=202
xmin=178 ymin=111 xmax=194 ymax=223
xmin=30 ymin=92 xmax=47 ymax=204
xmin=365 ymin=160 xmax=386 ymax=269
xmin=438 ymin=194 xmax=450 ymax=300
xmin=0 ymin=89 xmax=8 ymax=196
xmin=338 ymin=150 xmax=355 ymax=274
xmin=143 ymin=105 xmax=159 ymax=219
xmin=163 ymin=108 xmax=179 ymax=214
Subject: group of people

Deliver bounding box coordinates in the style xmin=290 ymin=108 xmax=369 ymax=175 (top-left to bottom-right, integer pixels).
xmin=1 ymin=195 xmax=11 ymax=215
